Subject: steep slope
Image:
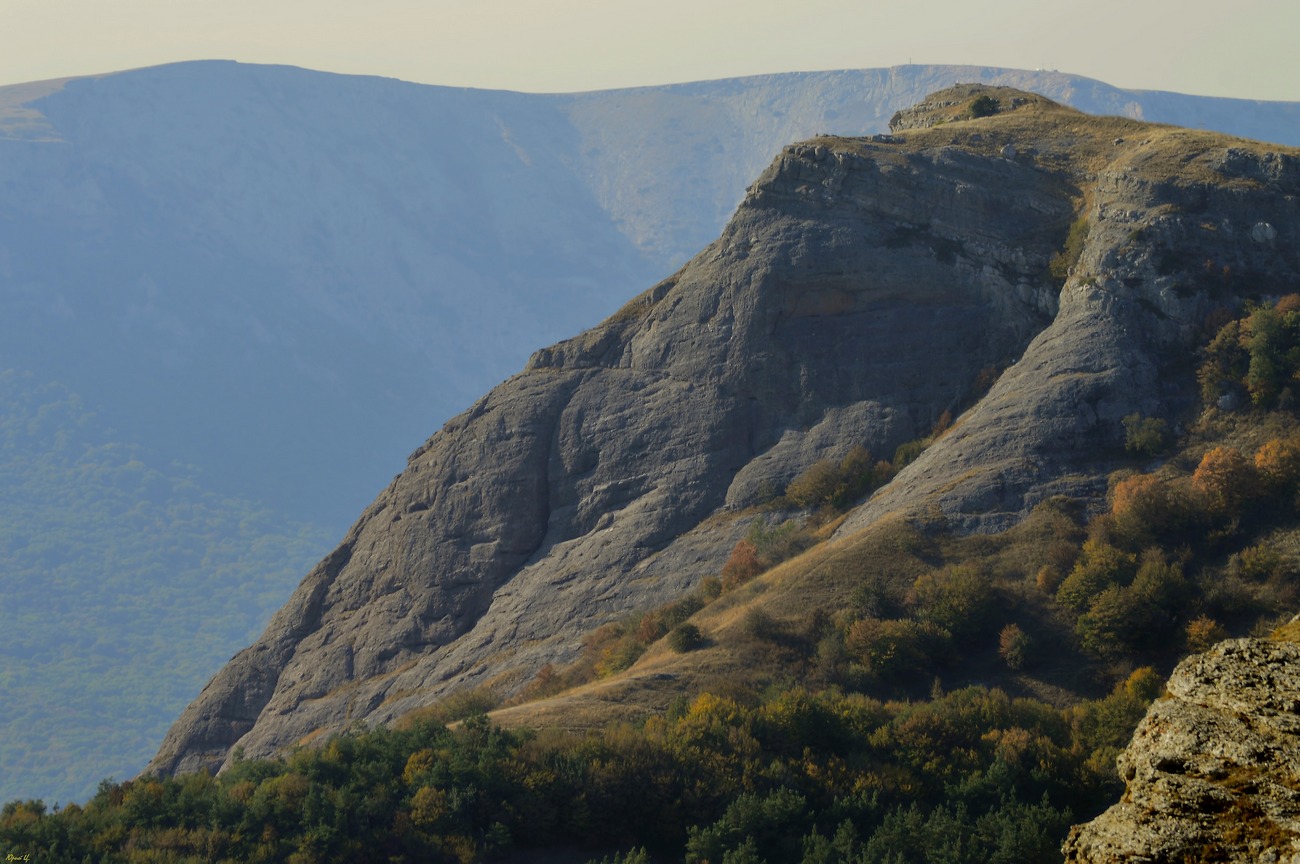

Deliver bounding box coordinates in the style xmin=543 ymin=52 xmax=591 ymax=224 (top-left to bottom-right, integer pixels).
xmin=843 ymin=87 xmax=1300 ymax=533
xmin=149 ymin=87 xmax=1300 ymax=776
xmin=561 ymin=66 xmax=1300 ymax=269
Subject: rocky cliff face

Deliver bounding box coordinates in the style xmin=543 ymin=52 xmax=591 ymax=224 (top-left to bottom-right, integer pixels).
xmin=841 ymin=87 xmax=1300 ymax=533
xmin=1063 ymin=637 xmax=1300 ymax=862
xmin=149 ymin=87 xmax=1300 ymax=777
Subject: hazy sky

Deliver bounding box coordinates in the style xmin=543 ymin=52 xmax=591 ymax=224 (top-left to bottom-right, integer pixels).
xmin=4 ymin=0 xmax=1298 ymax=101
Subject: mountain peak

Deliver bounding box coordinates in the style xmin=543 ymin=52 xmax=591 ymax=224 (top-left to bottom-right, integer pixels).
xmin=888 ymin=83 xmax=1073 ymax=131
xmin=147 ymin=92 xmax=1300 ymax=777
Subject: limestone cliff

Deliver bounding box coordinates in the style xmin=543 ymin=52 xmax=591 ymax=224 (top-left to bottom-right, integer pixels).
xmin=149 ymin=87 xmax=1300 ymax=776
xmin=1063 ymin=637 xmax=1300 ymax=862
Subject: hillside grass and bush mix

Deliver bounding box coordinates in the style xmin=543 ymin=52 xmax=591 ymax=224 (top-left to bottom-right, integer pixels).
xmin=9 ymin=298 xmax=1300 ymax=862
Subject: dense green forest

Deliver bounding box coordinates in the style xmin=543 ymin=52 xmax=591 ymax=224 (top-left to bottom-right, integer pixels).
xmin=0 ymin=677 xmax=1154 ymax=863
xmin=8 ymin=296 xmax=1300 ymax=862
xmin=0 ymin=370 xmax=331 ymax=804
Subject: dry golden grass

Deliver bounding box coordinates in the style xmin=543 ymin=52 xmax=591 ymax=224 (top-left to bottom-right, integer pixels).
xmin=487 ymin=490 xmax=1110 ymax=734
xmin=490 ymin=514 xmax=939 ymax=731
xmin=1270 ymin=617 xmax=1300 ymax=642
xmin=822 ymin=85 xmax=1296 ymax=199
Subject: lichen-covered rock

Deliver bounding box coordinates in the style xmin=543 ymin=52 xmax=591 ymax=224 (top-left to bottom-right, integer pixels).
xmin=1063 ymin=638 xmax=1300 ymax=863
xmin=148 ymin=87 xmax=1300 ymax=777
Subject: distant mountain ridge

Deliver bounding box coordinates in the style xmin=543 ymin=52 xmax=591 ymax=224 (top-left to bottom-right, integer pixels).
xmin=2 ymin=61 xmax=1299 ymax=804
xmin=4 ymin=61 xmax=1299 ymax=529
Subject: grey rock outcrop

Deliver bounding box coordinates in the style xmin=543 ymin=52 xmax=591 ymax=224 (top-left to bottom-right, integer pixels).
xmin=1063 ymin=638 xmax=1300 ymax=863
xmin=149 ymin=88 xmax=1300 ymax=776
xmin=840 ymin=107 xmax=1300 ymax=533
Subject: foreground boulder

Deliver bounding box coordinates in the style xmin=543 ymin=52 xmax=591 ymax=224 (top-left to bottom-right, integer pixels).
xmin=1064 ymin=638 xmax=1300 ymax=863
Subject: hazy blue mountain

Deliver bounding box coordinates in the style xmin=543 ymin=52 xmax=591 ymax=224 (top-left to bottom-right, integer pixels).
xmin=4 ymin=62 xmax=1297 ymax=529
xmin=0 ymin=60 xmax=1296 ymax=805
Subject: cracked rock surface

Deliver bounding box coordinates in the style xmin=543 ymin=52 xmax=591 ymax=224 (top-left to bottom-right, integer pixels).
xmin=1064 ymin=638 xmax=1300 ymax=863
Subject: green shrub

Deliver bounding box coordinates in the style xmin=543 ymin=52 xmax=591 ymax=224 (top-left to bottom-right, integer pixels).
xmin=784 ymin=445 xmax=878 ymax=510
xmin=845 ymin=617 xmax=951 ymax=682
xmin=785 ymin=459 xmax=840 ymax=508
xmin=966 ymin=94 xmax=1000 ymax=118
xmin=1070 ymin=667 xmax=1163 ymax=784
xmin=1130 ymin=548 xmax=1188 ymax=608
xmin=1198 ymin=319 xmax=1247 ymax=406
xmin=1049 ymin=217 xmax=1089 ymax=282
xmin=1035 ymin=565 xmax=1064 ymax=593
xmin=587 ymin=847 xmax=651 ymax=864
xmin=1246 ymin=306 xmax=1286 ymax=407
xmin=1074 ymin=551 xmax=1184 ymax=659
xmin=598 ymin=637 xmax=646 ymax=676
xmin=910 ymin=564 xmax=994 ymax=643
xmin=1198 ymin=300 xmax=1300 ymax=411
xmin=1122 ymin=413 xmax=1169 ymax=457
xmin=425 ymin=685 xmax=500 ymax=723
xmin=686 ymin=788 xmax=810 ymax=864
xmin=740 ymin=608 xmax=784 ymax=642
xmin=697 ymin=575 xmax=723 ymax=601
xmin=892 ymin=438 xmax=929 ymax=471
xmin=1234 ymin=542 xmax=1283 ymax=580
xmin=998 ymin=624 xmax=1033 ymax=671
xmin=667 ymin=623 xmax=704 ymax=653
xmin=747 ymin=517 xmax=815 ymax=566
xmin=1055 ymin=540 xmax=1136 ymax=611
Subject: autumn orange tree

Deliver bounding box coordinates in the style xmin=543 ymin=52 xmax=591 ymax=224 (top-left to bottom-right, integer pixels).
xmin=1255 ymin=435 xmax=1300 ymax=495
xmin=1191 ymin=445 xmax=1259 ymax=513
xmin=721 ymin=539 xmax=761 ymax=590
xmin=1109 ymin=472 xmax=1199 ymax=546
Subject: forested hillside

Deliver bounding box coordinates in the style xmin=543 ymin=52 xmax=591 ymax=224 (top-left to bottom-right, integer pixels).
xmin=0 ymin=370 xmax=328 ymax=804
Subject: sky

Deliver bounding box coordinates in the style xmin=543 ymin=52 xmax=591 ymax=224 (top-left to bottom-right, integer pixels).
xmin=3 ymin=0 xmax=1299 ymax=102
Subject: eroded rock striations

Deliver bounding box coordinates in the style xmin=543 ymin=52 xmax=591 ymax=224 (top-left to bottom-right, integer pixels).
xmin=149 ymin=87 xmax=1300 ymax=777
xmin=1063 ymin=637 xmax=1300 ymax=863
